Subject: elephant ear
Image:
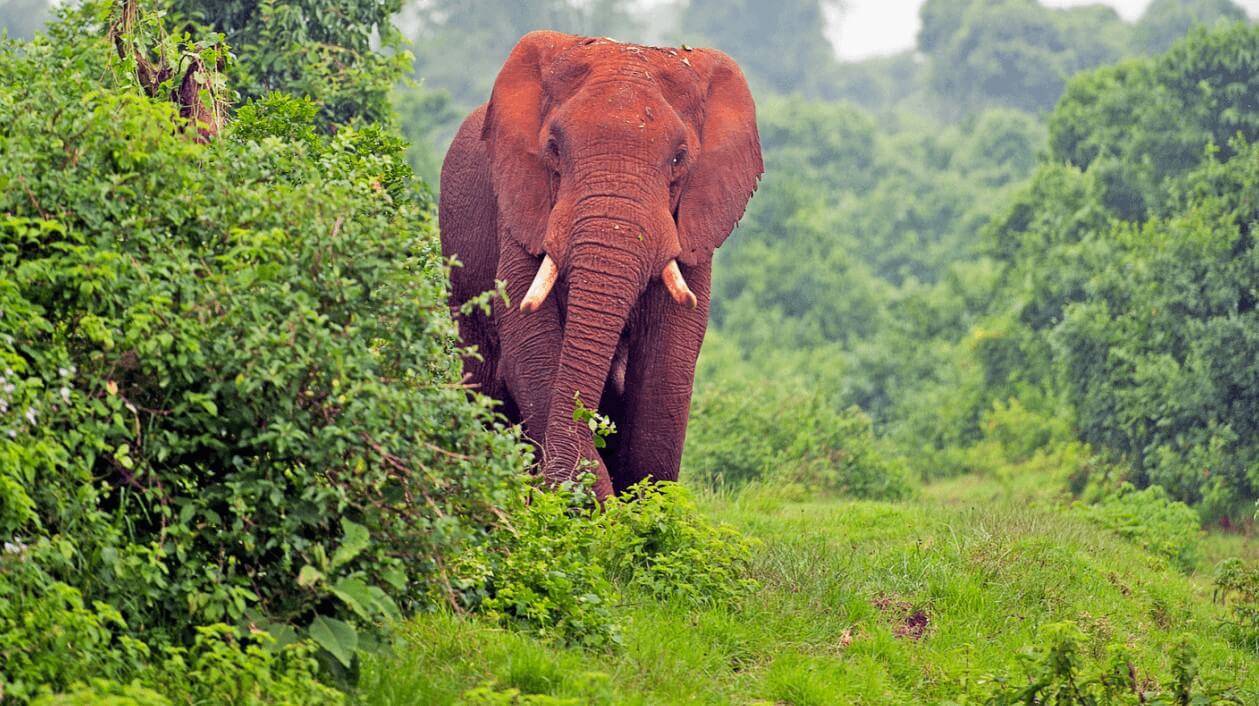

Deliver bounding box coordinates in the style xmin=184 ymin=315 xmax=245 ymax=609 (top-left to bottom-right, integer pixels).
xmin=676 ymin=50 xmax=763 ymax=267
xmin=481 ymin=31 xmax=584 ymax=256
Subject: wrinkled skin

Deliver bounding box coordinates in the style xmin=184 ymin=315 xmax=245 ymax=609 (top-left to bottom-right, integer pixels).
xmin=440 ymin=32 xmax=762 ymax=499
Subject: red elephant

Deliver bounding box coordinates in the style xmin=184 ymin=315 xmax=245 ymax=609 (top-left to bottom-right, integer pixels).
xmin=440 ymin=31 xmax=762 ymax=499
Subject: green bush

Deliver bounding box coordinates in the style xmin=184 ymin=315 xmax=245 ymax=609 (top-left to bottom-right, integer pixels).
xmin=959 ymin=622 xmax=1240 ymax=705
xmin=1214 ymin=558 xmax=1259 ymax=651
xmin=0 ymin=3 xmax=527 ymax=695
xmin=594 ymin=482 xmax=758 ymax=608
xmin=685 ymin=375 xmax=911 ymax=500
xmin=451 ymin=480 xmax=621 ymax=649
xmin=0 ymin=558 xmax=149 ymax=701
xmin=448 ymin=478 xmax=760 ymax=647
xmin=1077 ymin=485 xmax=1202 ymax=571
xmin=31 ymin=681 xmax=171 ymax=706
xmin=0 ymin=557 xmax=341 ymax=705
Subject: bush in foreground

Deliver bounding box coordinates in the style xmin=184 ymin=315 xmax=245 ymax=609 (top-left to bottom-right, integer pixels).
xmin=960 ymin=622 xmax=1241 ymax=705
xmin=447 ymin=478 xmax=759 ymax=648
xmin=1 ymin=4 xmax=526 ymax=698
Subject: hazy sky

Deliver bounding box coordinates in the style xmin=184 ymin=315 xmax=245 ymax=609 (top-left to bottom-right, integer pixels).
xmin=832 ymin=0 xmax=1259 ymax=60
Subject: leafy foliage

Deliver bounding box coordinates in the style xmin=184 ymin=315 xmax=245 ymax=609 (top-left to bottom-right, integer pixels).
xmin=917 ymin=0 xmax=1250 ymax=117
xmin=0 ymin=556 xmax=340 ymax=705
xmin=408 ymin=0 xmax=646 ymax=109
xmin=892 ymin=26 xmax=1259 ymax=519
xmin=686 ymin=367 xmax=910 ymax=500
xmin=1049 ymin=24 xmax=1259 ymax=220
xmin=923 ymin=0 xmax=1129 ymax=115
xmin=1134 ymin=0 xmax=1248 ymax=54
xmin=0 ymin=2 xmax=528 ymax=694
xmin=448 ymin=478 xmax=759 ymax=646
xmin=964 ymin=623 xmax=1240 ymax=705
xmin=452 ymin=480 xmax=621 ymax=649
xmin=168 ymin=0 xmax=410 ymax=127
xmin=594 ymin=482 xmax=758 ymax=607
xmin=679 ymin=0 xmax=842 ymax=98
xmin=1077 ymin=485 xmax=1203 ymax=571
xmin=1215 ymin=558 xmax=1259 ymax=651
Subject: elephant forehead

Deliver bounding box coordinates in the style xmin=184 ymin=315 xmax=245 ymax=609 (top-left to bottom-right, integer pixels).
xmin=557 ymin=108 xmax=668 ymax=155
xmin=543 ymin=40 xmax=704 ymax=113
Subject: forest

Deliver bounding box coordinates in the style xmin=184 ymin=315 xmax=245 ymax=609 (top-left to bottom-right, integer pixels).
xmin=2 ymin=0 xmax=1259 ymax=703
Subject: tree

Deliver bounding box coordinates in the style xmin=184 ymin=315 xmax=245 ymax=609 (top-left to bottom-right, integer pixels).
xmin=960 ymin=25 xmax=1259 ymax=518
xmin=410 ymin=0 xmax=645 ymax=107
xmin=918 ymin=0 xmax=971 ymax=54
xmin=1050 ymin=24 xmax=1259 ymax=220
xmin=169 ymin=0 xmax=409 ymax=127
xmin=924 ymin=0 xmax=1127 ymax=115
xmin=680 ymin=0 xmax=842 ymax=98
xmin=1134 ymin=0 xmax=1247 ymax=54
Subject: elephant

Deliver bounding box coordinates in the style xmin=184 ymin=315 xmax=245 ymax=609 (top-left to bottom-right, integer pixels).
xmin=439 ymin=31 xmax=762 ymax=499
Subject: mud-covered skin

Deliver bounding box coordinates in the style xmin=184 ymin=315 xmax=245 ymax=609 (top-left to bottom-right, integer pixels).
xmin=440 ymin=32 xmax=762 ymax=498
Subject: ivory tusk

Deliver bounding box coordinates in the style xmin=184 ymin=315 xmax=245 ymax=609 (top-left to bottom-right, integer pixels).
xmin=519 ymin=255 xmax=558 ymax=314
xmin=662 ymin=259 xmax=698 ymax=309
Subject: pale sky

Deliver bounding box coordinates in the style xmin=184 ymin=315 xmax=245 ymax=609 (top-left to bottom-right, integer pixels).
xmin=831 ymin=0 xmax=1259 ymax=60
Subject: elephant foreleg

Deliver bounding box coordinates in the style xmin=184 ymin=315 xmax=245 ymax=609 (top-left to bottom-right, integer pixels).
xmin=614 ymin=261 xmax=712 ymax=493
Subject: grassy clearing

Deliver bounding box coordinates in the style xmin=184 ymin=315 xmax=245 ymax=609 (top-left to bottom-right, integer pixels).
xmin=356 ymin=485 xmax=1257 ymax=704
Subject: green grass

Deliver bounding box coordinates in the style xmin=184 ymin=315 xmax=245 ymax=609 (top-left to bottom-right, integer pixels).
xmin=354 ymin=485 xmax=1259 ymax=705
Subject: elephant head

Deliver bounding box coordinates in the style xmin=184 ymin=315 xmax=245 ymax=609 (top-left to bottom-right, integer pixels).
xmin=481 ymin=31 xmax=762 ymax=489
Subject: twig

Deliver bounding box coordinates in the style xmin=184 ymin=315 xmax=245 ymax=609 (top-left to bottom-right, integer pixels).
xmin=18 ymin=177 xmax=49 ymax=219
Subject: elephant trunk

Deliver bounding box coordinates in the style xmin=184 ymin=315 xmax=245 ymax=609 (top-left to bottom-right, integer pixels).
xmin=541 ymin=231 xmax=647 ymax=499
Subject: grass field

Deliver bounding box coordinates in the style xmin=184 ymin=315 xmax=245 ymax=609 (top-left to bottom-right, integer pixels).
xmin=355 ymin=480 xmax=1257 ymax=705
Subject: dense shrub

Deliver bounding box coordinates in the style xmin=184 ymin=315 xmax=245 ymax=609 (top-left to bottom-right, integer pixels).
xmin=594 ymin=482 xmax=758 ymax=608
xmin=450 ymin=480 xmax=621 ymax=649
xmin=685 ymin=371 xmax=911 ymax=500
xmin=1214 ymin=558 xmax=1259 ymax=651
xmin=448 ymin=478 xmax=760 ymax=646
xmin=1077 ymin=485 xmax=1202 ymax=571
xmin=0 ymin=557 xmax=340 ymax=705
xmin=961 ymin=622 xmax=1239 ymax=705
xmin=0 ymin=4 xmax=527 ymax=695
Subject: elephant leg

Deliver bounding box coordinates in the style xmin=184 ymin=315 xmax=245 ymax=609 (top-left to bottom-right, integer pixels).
xmin=596 ymin=347 xmax=629 ymax=484
xmin=614 ymin=261 xmax=712 ymax=494
xmin=452 ymin=305 xmax=510 ymax=417
xmin=494 ymin=239 xmax=614 ymax=497
xmin=440 ymin=105 xmax=510 ymax=414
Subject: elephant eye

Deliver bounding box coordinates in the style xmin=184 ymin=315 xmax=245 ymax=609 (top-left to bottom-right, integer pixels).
xmin=671 ymin=146 xmax=688 ymax=169
xmin=545 ymin=136 xmax=561 ymax=160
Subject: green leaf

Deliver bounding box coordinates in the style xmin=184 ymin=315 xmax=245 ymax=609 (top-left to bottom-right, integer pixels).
xmin=307 ymin=615 xmax=358 ymax=668
xmin=297 ymin=564 xmax=324 ymax=588
xmin=331 ymin=518 xmax=370 ymax=569
xmin=263 ymin=623 xmax=299 ymax=653
xmin=366 ymin=583 xmax=402 ymax=621
xmin=330 ymin=577 xmax=374 ymax=620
